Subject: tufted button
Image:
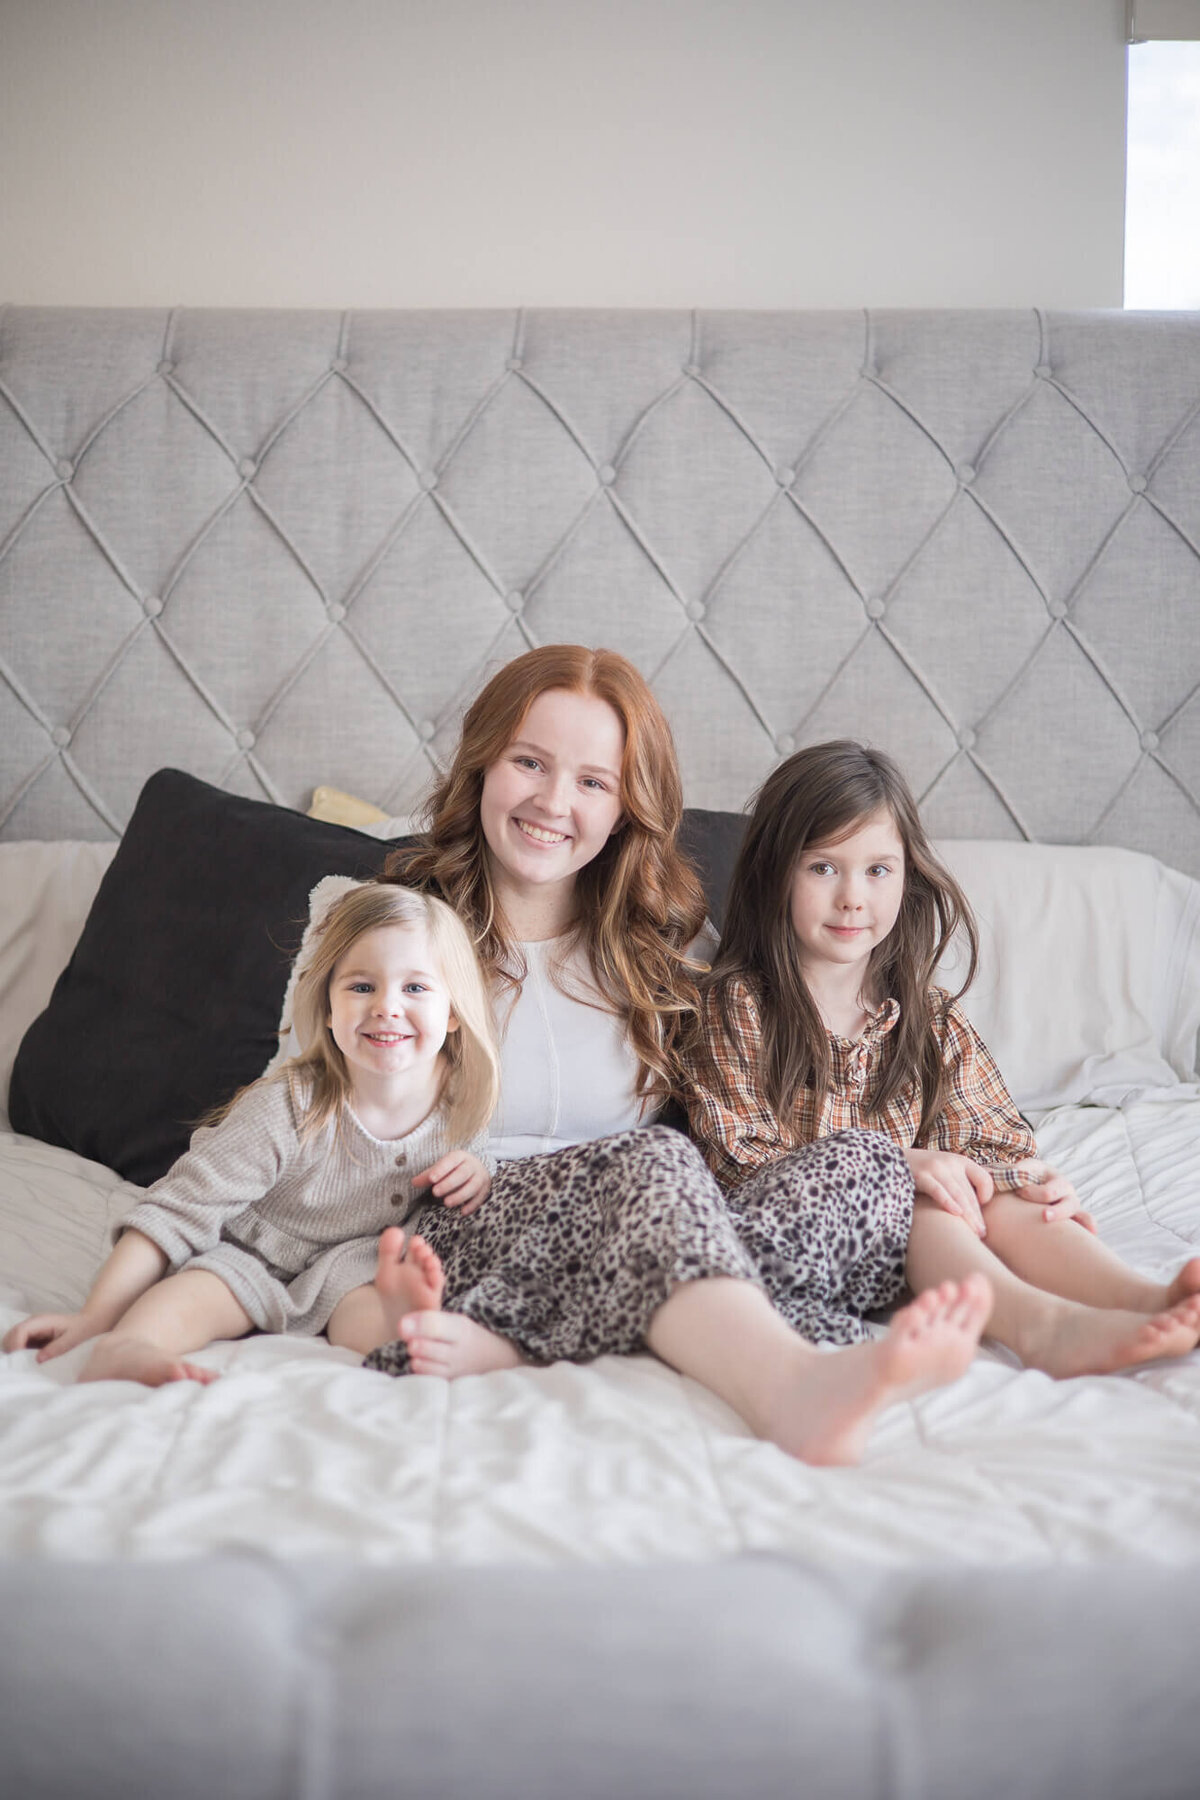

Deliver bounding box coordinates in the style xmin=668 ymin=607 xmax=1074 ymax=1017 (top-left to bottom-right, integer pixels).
xmin=775 ymin=465 xmax=796 ymax=488
xmin=776 ymin=734 xmax=796 ymax=755
xmin=505 ymin=357 xmax=523 ymax=373
xmin=56 ymin=458 xmax=74 ymax=481
xmin=683 ymin=362 xmax=701 ymax=378
xmin=157 ymin=359 xmax=175 ymax=376
xmin=330 ymin=357 xmax=348 ymax=374
xmin=685 ymin=600 xmax=706 ymax=622
xmin=598 ymin=464 xmax=617 ymax=486
xmin=237 ymin=458 xmax=256 ymax=479
xmin=143 ymin=595 xmax=163 ymax=617
xmin=505 ymin=589 xmax=524 ymax=612
xmin=957 ymin=726 xmax=977 ymax=751
xmin=956 ymin=463 xmax=976 ymax=484
xmin=865 ymin=597 xmax=887 ymax=621
xmin=236 ymin=729 xmax=256 ymax=751
xmin=418 ymin=470 xmax=437 ymax=492
xmin=1048 ymin=598 xmax=1069 ymax=620
xmin=1129 ymin=474 xmax=1147 ymax=494
xmin=1141 ymin=729 xmax=1160 ymax=752
xmin=418 ymin=719 xmax=436 ymax=741
xmin=327 ymin=603 xmax=347 ymax=623
xmin=1034 ymin=363 xmax=1053 ymax=379
xmin=51 ymin=726 xmax=71 ymax=749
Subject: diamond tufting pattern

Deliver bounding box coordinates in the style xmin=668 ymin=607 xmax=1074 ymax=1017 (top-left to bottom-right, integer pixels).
xmin=1 ymin=306 xmax=1199 ymax=873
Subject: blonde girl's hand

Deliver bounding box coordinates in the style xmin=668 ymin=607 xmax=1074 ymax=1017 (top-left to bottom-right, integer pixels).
xmin=1009 ymin=1159 xmax=1091 ymax=1226
xmin=3 ymin=1309 xmax=102 ymax=1361
xmin=413 ymin=1151 xmax=492 ymax=1216
xmin=904 ymin=1148 xmax=993 ymax=1238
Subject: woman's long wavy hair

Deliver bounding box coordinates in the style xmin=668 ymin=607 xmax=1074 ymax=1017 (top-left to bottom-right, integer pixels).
xmin=384 ymin=645 xmax=707 ymax=1107
xmin=701 ymin=739 xmax=978 ymax=1143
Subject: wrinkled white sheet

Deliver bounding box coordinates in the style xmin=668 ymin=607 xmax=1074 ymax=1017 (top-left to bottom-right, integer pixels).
xmin=2 ymin=1104 xmax=1199 ymax=1567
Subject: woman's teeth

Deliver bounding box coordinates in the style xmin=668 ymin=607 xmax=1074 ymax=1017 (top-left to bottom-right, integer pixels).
xmin=516 ymin=820 xmax=567 ymax=844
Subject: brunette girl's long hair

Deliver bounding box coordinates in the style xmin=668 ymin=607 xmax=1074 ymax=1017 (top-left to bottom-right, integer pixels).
xmin=702 ymin=739 xmax=978 ymax=1143
xmin=384 ymin=645 xmax=707 ymax=1107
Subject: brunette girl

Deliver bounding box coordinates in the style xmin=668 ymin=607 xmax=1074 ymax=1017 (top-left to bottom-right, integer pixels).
xmin=683 ymin=739 xmax=1200 ymax=1378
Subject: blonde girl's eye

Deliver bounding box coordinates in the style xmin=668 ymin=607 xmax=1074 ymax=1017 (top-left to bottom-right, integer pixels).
xmin=402 ymin=981 xmax=428 ymax=995
xmin=349 ymin=981 xmax=374 ymax=993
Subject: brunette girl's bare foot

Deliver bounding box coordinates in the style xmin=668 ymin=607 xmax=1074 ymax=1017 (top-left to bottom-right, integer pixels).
xmin=1022 ymin=1293 xmax=1200 ymax=1378
xmin=398 ymin=1310 xmax=525 ymax=1378
xmin=373 ymin=1227 xmax=445 ymax=1334
xmin=79 ymin=1334 xmax=218 ymax=1388
xmin=761 ymin=1276 xmax=992 ymax=1467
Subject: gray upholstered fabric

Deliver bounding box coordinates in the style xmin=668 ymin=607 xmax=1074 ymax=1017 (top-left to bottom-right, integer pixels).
xmin=3 ymin=1554 xmax=1199 ymax=1799
xmin=2 ymin=306 xmax=1199 ymax=872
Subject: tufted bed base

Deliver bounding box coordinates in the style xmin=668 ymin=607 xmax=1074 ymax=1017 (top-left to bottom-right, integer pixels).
xmin=3 ymin=307 xmax=1200 ymax=1796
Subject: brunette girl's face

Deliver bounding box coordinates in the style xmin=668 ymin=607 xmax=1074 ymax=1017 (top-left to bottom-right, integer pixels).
xmin=479 ymin=688 xmax=625 ymax=903
xmin=787 ymin=806 xmax=905 ymax=983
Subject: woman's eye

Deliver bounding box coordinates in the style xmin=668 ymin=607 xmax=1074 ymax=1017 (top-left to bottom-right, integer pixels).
xmin=515 ymin=755 xmax=540 ymax=771
xmin=581 ymin=777 xmax=607 ymax=792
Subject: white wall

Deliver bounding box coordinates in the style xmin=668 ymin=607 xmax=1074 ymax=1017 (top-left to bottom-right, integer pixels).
xmin=0 ymin=0 xmax=1127 ymax=308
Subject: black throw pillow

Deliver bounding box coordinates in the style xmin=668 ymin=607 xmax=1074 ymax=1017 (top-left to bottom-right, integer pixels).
xmin=679 ymin=807 xmax=748 ymax=932
xmin=8 ymin=770 xmax=409 ymax=1187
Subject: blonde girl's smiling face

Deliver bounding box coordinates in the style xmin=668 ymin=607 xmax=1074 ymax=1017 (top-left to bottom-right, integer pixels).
xmin=326 ymin=922 xmax=457 ymax=1089
xmin=787 ymin=807 xmax=906 ymax=985
xmin=479 ymin=687 xmax=625 ymax=909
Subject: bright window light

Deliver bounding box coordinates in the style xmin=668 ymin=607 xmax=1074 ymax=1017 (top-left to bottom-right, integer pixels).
xmin=1125 ymin=41 xmax=1200 ymax=306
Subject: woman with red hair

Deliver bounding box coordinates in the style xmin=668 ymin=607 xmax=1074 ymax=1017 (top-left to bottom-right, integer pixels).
xmin=363 ymin=645 xmax=990 ymax=1466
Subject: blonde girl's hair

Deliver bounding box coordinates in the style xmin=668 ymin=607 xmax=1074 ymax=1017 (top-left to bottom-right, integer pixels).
xmin=700 ymin=739 xmax=978 ymax=1145
xmin=193 ymin=884 xmax=501 ymax=1145
xmin=384 ymin=645 xmax=708 ymax=1108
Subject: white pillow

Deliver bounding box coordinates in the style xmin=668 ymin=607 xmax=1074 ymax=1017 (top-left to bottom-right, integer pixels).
xmin=934 ymin=840 xmax=1200 ymax=1111
xmin=0 ymin=841 xmax=118 ymax=1126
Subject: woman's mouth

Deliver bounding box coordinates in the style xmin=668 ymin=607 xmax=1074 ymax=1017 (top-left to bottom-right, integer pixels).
xmin=514 ymin=819 xmax=568 ymax=846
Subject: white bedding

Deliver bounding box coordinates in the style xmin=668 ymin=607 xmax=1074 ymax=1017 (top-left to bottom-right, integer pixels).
xmin=3 ymin=1102 xmax=1199 ymax=1568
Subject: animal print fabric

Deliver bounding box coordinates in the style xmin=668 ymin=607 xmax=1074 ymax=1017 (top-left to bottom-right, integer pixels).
xmin=363 ymin=1125 xmax=914 ymax=1376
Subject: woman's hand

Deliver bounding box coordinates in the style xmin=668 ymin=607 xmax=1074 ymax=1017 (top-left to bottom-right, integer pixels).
xmin=414 ymin=1151 xmax=492 ymax=1216
xmin=905 ymin=1148 xmax=993 ymax=1238
xmin=1009 ymin=1159 xmax=1091 ymax=1226
xmin=3 ymin=1309 xmax=103 ymax=1362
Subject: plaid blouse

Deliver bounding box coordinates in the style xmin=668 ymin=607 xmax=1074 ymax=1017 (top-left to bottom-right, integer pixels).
xmin=683 ymin=977 xmax=1037 ymax=1192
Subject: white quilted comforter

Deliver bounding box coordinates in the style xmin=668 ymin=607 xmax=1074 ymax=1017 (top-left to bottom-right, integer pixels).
xmin=3 ymin=1101 xmax=1199 ymax=1567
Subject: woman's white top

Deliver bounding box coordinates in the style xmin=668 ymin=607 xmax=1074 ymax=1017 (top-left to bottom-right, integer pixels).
xmin=490 ymin=938 xmax=644 ymax=1162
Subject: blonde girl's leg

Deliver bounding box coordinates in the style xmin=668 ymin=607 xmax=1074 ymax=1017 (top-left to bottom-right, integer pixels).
xmin=79 ymin=1269 xmax=254 ymax=1387
xmin=905 ymin=1199 xmax=1200 ymax=1378
xmin=976 ymin=1191 xmax=1200 ymax=1311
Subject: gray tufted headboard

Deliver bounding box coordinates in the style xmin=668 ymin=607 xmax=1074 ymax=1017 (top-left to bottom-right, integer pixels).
xmin=2 ymin=306 xmax=1199 ymax=874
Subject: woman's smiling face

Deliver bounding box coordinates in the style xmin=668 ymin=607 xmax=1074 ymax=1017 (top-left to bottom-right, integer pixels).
xmin=479 ymin=687 xmax=625 ymax=909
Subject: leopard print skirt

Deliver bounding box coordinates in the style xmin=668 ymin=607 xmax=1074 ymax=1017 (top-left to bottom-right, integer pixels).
xmin=363 ymin=1124 xmax=913 ymax=1376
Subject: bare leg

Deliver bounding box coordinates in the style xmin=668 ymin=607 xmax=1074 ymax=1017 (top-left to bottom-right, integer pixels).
xmin=79 ymin=1269 xmax=253 ymax=1387
xmin=327 ymin=1229 xmax=446 ymax=1356
xmin=981 ymin=1193 xmax=1200 ymax=1311
xmin=644 ymin=1273 xmax=992 ymax=1466
xmin=907 ymin=1200 xmax=1200 ymax=1377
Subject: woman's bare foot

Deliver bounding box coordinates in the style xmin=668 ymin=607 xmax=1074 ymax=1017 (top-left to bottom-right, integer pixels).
xmin=1021 ymin=1293 xmax=1200 ymax=1377
xmin=79 ymin=1333 xmax=218 ymax=1388
xmin=759 ymin=1275 xmax=993 ymax=1467
xmin=398 ymin=1310 xmax=525 ymax=1378
xmin=374 ymin=1227 xmax=445 ymax=1334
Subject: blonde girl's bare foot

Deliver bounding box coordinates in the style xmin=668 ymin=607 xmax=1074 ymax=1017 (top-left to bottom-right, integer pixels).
xmin=1166 ymin=1257 xmax=1200 ymax=1308
xmin=373 ymin=1227 xmax=445 ymax=1334
xmin=763 ymin=1275 xmax=993 ymax=1467
xmin=79 ymin=1334 xmax=218 ymax=1388
xmin=1026 ymin=1293 xmax=1200 ymax=1378
xmin=398 ymin=1310 xmax=525 ymax=1378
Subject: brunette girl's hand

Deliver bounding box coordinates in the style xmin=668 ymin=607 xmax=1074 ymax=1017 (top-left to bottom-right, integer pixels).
xmin=413 ymin=1151 xmax=492 ymax=1216
xmin=1009 ymin=1159 xmax=1090 ymax=1226
xmin=904 ymin=1148 xmax=992 ymax=1238
xmin=2 ymin=1309 xmax=102 ymax=1361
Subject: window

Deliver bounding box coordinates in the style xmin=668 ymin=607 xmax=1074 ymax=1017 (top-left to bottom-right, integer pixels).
xmin=1125 ymin=36 xmax=1200 ymax=305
